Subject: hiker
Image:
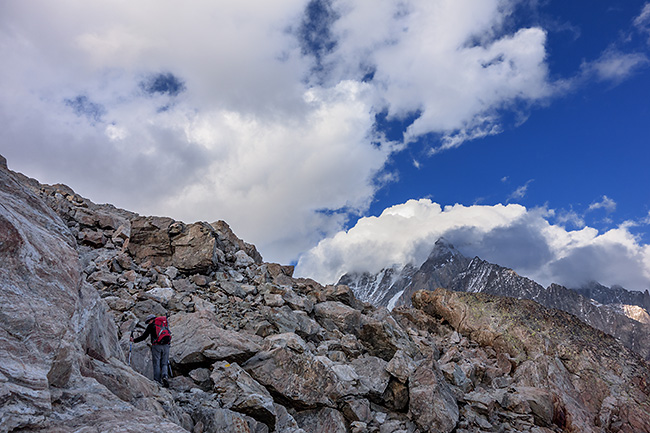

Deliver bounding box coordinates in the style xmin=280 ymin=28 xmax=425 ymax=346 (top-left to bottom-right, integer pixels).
xmin=131 ymin=314 xmax=171 ymax=387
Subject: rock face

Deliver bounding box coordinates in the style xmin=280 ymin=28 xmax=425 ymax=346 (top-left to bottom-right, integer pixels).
xmin=0 ymin=158 xmax=186 ymax=432
xmin=2 ymin=154 xmax=650 ymax=433
xmin=341 ymin=238 xmax=650 ymax=360
xmin=412 ymin=288 xmax=650 ymax=433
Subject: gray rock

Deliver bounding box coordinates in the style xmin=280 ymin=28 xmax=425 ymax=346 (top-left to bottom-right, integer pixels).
xmin=358 ymin=308 xmax=419 ymax=361
xmin=264 ymin=293 xmax=285 ymax=307
xmin=0 ymin=159 xmax=185 ymax=432
xmin=274 ymin=403 xmax=308 ymax=433
xmin=243 ymin=346 xmax=340 ymax=407
xmin=341 ymin=398 xmax=373 ymax=423
xmin=350 ymin=355 xmax=391 ymax=397
xmin=386 ymin=349 xmax=417 ymax=383
xmin=170 ymin=311 xmax=262 ymax=365
xmin=408 ymin=357 xmax=459 ymax=433
xmin=264 ymin=306 xmax=324 ymax=341
xmin=235 ymin=250 xmax=256 ymax=268
xmin=191 ymin=397 xmax=270 ymax=433
xmin=171 ymin=222 xmax=218 ymax=273
xmin=295 ymin=407 xmax=348 ymax=433
xmin=211 ymin=361 xmax=277 ymax=430
xmin=314 ymin=301 xmax=362 ymax=334
xmin=221 ymin=281 xmax=248 ymax=298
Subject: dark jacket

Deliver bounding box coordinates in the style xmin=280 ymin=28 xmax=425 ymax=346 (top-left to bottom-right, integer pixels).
xmin=134 ymin=321 xmax=162 ymax=345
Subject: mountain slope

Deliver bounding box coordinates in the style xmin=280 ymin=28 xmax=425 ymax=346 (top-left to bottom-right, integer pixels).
xmin=3 ymin=153 xmax=650 ymax=433
xmin=340 ymin=239 xmax=650 ymax=360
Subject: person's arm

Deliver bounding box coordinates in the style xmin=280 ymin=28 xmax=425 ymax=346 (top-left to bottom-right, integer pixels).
xmin=132 ymin=323 xmax=153 ymax=343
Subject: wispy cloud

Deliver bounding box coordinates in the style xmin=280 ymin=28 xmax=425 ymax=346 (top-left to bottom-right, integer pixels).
xmin=554 ymin=209 xmax=586 ymax=228
xmin=508 ymin=179 xmax=534 ymax=201
xmin=634 ymin=3 xmax=650 ymax=42
xmin=588 ymin=195 xmax=617 ymax=213
xmin=581 ymin=48 xmax=649 ymax=83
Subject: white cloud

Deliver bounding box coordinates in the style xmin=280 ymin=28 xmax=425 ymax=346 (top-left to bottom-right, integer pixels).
xmin=508 ymin=179 xmax=534 ymax=201
xmin=634 ymin=3 xmax=650 ymax=42
xmin=554 ymin=209 xmax=585 ymax=228
xmin=296 ymin=199 xmax=650 ymax=291
xmin=588 ymin=195 xmax=617 ymax=213
xmin=0 ymin=0 xmax=561 ymax=264
xmin=581 ymin=48 xmax=649 ymax=83
xmin=2 ymin=0 xmax=645 ymax=271
xmin=326 ymin=0 xmax=553 ymax=148
xmin=296 ymin=199 xmax=529 ymax=282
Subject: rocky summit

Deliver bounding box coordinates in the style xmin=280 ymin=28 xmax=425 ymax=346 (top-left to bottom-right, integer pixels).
xmin=1 ymin=154 xmax=649 ymax=433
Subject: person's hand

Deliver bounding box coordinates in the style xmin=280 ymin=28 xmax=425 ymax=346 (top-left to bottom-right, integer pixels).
xmin=130 ymin=336 xmax=134 ymax=342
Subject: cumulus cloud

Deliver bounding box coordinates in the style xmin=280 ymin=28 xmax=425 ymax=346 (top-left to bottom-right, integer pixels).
xmin=325 ymin=0 xmax=553 ymax=149
xmin=296 ymin=199 xmax=650 ymax=291
xmin=1 ymin=0 xmax=645 ymax=269
xmin=0 ymin=0 xmax=561 ymax=263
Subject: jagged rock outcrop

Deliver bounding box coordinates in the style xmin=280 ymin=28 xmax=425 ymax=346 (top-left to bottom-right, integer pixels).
xmin=341 ymin=239 xmax=650 ymax=360
xmin=412 ymin=288 xmax=650 ymax=433
xmin=3 ymin=154 xmax=650 ymax=433
xmin=0 ymin=157 xmax=186 ymax=432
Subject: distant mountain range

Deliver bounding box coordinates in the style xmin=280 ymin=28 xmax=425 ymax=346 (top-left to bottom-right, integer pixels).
xmin=339 ymin=238 xmax=650 ymax=360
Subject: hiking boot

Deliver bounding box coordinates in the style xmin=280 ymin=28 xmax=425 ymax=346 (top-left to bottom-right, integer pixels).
xmin=162 ymin=377 xmax=169 ymax=388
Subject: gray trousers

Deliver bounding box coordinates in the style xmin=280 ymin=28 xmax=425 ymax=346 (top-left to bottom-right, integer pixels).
xmin=151 ymin=344 xmax=170 ymax=383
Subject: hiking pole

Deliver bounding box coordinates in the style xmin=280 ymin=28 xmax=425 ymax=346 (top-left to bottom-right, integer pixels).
xmin=128 ymin=328 xmax=134 ymax=366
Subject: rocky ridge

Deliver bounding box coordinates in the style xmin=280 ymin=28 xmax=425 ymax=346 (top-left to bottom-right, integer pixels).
xmin=340 ymin=239 xmax=650 ymax=361
xmin=1 ymin=155 xmax=649 ymax=433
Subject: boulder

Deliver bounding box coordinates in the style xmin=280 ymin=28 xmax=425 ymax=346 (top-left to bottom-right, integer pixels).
xmin=264 ymin=307 xmax=324 ymax=342
xmin=273 ymin=403 xmax=308 ymax=433
xmin=313 ymin=301 xmax=362 ymax=334
xmin=294 ymin=407 xmax=348 ymax=433
xmin=340 ymin=398 xmax=372 ymax=423
xmin=243 ymin=346 xmax=341 ymax=408
xmin=171 ymin=222 xmax=219 ymax=273
xmin=408 ymin=356 xmax=459 ymax=433
xmin=386 ymin=349 xmax=417 ymax=383
xmin=211 ymin=361 xmax=277 ymax=430
xmin=80 ymin=356 xmax=183 ymax=424
xmin=127 ymin=216 xmax=175 ymax=266
xmin=235 ymin=250 xmax=256 ymax=268
xmin=211 ymin=220 xmax=263 ymax=264
xmin=358 ymin=309 xmax=419 ymax=361
xmin=190 ymin=397 xmax=270 ymax=433
xmin=501 ymin=386 xmax=563 ymax=428
xmin=350 ymin=355 xmax=391 ymax=397
xmin=170 ymin=311 xmax=263 ymax=365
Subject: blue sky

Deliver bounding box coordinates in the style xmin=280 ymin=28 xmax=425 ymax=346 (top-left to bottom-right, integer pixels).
xmin=1 ymin=0 xmax=650 ymax=290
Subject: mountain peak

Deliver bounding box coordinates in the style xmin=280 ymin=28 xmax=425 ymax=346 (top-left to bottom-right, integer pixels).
xmin=426 ymin=237 xmax=465 ymax=261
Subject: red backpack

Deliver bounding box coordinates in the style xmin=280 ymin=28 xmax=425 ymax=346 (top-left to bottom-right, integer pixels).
xmin=153 ymin=316 xmax=171 ymax=345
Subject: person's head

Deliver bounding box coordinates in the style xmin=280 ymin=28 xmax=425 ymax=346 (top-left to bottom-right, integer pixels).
xmin=144 ymin=314 xmax=156 ymax=324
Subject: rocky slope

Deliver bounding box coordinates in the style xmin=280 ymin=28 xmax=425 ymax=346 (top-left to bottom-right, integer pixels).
xmin=340 ymin=239 xmax=650 ymax=361
xmin=573 ymin=281 xmax=650 ymax=323
xmin=2 ymin=154 xmax=650 ymax=433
